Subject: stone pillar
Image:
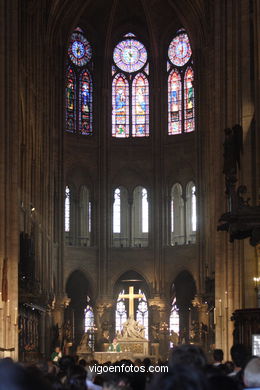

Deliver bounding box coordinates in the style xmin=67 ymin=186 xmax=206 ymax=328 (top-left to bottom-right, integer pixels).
xmin=149 ymin=297 xmax=170 ymax=360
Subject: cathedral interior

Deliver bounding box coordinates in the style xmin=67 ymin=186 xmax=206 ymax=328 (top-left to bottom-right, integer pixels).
xmin=0 ymin=0 xmax=260 ymax=362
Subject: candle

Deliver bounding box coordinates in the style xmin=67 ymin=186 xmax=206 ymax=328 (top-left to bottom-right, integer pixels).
xmin=225 ymin=291 xmax=228 ymax=308
xmin=14 ymin=308 xmax=17 ymax=325
xmin=0 ymin=292 xmax=2 ymax=309
xmin=218 ymin=299 xmax=222 ymax=316
xmin=213 ymin=308 xmax=216 ymax=324
xmin=7 ymin=299 xmax=10 ymax=317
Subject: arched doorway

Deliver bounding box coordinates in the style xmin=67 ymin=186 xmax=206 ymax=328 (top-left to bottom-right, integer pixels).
xmin=66 ymin=270 xmax=94 ymax=350
xmin=173 ymin=270 xmax=196 ymax=343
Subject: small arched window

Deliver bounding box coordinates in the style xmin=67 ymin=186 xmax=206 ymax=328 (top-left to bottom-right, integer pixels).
xmin=170 ymin=183 xmax=185 ymax=245
xmin=79 ymin=186 xmax=91 ymax=247
xmin=186 ymin=181 xmax=196 ymax=243
xmin=112 ymin=187 xmax=129 ymax=247
xmin=132 ymin=186 xmax=149 ymax=247
xmin=168 ymin=29 xmax=194 ymax=134
xmin=66 ymin=27 xmax=93 ymax=135
xmin=112 ymin=33 xmax=149 ymax=137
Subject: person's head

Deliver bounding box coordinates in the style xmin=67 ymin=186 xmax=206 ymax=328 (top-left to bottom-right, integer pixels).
xmin=113 ymin=338 xmax=117 ymax=344
xmin=0 ymin=360 xmax=51 ymax=390
xmin=230 ymin=344 xmax=248 ymax=369
xmin=169 ymin=344 xmax=207 ymax=370
xmin=149 ymin=364 xmax=208 ymax=390
xmin=213 ymin=349 xmax=224 ymax=363
xmin=67 ymin=365 xmax=87 ymax=390
xmin=55 ymin=346 xmax=60 ymax=353
xmin=244 ymin=357 xmax=260 ymax=388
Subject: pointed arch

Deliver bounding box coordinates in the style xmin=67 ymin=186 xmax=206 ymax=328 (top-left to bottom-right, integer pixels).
xmin=132 ymin=73 xmax=149 ymax=137
xmin=65 ymin=67 xmax=76 ymax=132
xmin=112 ymin=74 xmax=129 ymax=138
xmin=79 ymin=70 xmax=93 ymax=135
xmin=168 ymin=69 xmax=182 ymax=135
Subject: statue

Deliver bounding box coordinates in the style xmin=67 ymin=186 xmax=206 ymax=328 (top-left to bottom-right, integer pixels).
xmin=77 ymin=331 xmax=91 ymax=354
xmin=169 ymin=330 xmax=179 ymax=346
xmin=120 ymin=316 xmax=146 ymax=340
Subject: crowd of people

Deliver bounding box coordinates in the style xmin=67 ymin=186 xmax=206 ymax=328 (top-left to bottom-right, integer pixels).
xmin=0 ymin=344 xmax=260 ymax=390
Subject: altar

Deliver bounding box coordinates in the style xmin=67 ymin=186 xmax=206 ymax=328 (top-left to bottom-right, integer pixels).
xmin=94 ymin=351 xmax=134 ymax=364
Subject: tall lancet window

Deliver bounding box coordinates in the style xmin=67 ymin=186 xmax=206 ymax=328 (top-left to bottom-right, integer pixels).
xmin=170 ymin=183 xmax=185 ymax=245
xmin=136 ymin=290 xmax=148 ymax=339
xmin=66 ymin=27 xmax=93 ymax=135
xmin=186 ymin=181 xmax=196 ymax=243
xmin=169 ymin=297 xmax=179 ymax=347
xmin=112 ymin=187 xmax=129 ymax=247
xmin=84 ymin=298 xmax=95 ymax=350
xmin=116 ymin=290 xmax=127 ymax=333
xmin=79 ymin=186 xmax=91 ymax=247
xmin=112 ymin=33 xmax=149 ymax=137
xmin=132 ymin=186 xmax=149 ymax=247
xmin=168 ymin=29 xmax=194 ymax=134
xmin=65 ymin=186 xmax=71 ymax=232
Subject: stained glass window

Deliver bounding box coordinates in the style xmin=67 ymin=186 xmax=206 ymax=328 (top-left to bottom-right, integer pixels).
xmin=84 ymin=301 xmax=95 ymax=351
xmin=66 ymin=68 xmax=76 ymax=133
xmin=66 ymin=28 xmax=93 ymax=135
xmin=184 ymin=67 xmax=195 ymax=132
xmin=142 ymin=188 xmax=149 ymax=233
xmin=116 ymin=290 xmax=127 ymax=333
xmin=112 ymin=74 xmax=129 ymax=138
xmin=168 ymin=30 xmax=194 ymax=135
xmin=68 ymin=32 xmax=92 ymax=67
xmin=79 ymin=70 xmax=92 ymax=135
xmin=136 ymin=290 xmax=148 ymax=339
xmin=169 ymin=297 xmax=179 ymax=347
xmin=132 ymin=74 xmax=149 ymax=137
xmin=186 ymin=182 xmax=196 ymax=243
xmin=168 ymin=70 xmax=182 ymax=135
xmin=168 ymin=32 xmax=192 ymax=67
xmin=112 ymin=34 xmax=149 ymax=137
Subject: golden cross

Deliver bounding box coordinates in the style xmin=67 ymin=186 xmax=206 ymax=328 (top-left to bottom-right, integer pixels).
xmin=119 ymin=286 xmax=144 ymax=318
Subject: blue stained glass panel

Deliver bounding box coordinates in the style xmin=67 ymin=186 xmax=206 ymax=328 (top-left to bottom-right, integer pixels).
xmin=112 ymin=74 xmax=129 ymax=137
xmin=79 ymin=70 xmax=92 ymax=135
xmin=132 ymin=73 xmax=149 ymax=137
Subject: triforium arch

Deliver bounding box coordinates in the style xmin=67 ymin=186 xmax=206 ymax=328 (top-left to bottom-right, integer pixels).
xmin=65 ymin=270 xmax=93 ymax=351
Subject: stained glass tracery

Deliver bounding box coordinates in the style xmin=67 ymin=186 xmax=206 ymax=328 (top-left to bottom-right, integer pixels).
xmin=168 ymin=32 xmax=192 ymax=67
xmin=66 ymin=28 xmax=93 ymax=135
xmin=68 ymin=32 xmax=92 ymax=66
xmin=113 ymin=39 xmax=147 ymax=73
xmin=168 ymin=30 xmax=194 ymax=135
xmin=112 ymin=35 xmax=149 ymax=138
